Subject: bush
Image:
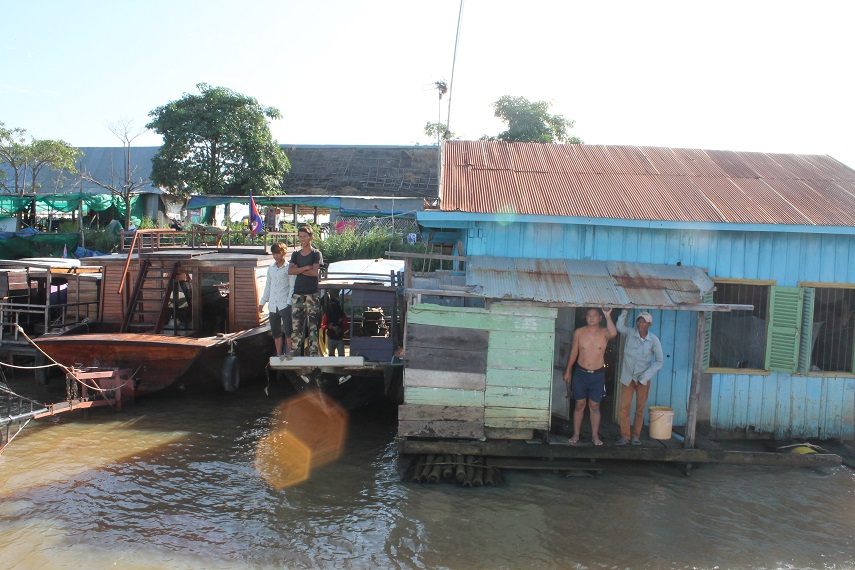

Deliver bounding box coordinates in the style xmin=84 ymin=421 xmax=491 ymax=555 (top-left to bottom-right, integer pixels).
xmin=316 ymin=227 xmax=433 ymax=266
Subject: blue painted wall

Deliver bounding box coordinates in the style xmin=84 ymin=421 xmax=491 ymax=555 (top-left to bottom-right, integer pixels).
xmin=461 ymin=220 xmax=855 ymax=440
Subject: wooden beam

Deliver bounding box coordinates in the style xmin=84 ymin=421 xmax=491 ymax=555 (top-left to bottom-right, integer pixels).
xmin=397 ymin=439 xmax=843 ymax=467
xmin=685 ymin=311 xmax=706 ymax=449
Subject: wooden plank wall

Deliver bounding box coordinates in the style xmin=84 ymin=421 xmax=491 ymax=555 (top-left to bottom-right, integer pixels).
xmin=100 ymin=265 xmax=129 ymax=325
xmin=231 ymin=266 xmax=261 ymax=330
xmin=399 ymin=303 xmax=556 ymax=440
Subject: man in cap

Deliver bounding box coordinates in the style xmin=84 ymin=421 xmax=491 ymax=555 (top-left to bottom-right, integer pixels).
xmin=615 ymin=310 xmax=664 ymax=446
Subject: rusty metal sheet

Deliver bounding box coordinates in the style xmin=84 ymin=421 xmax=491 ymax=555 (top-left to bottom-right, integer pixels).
xmin=465 ymin=256 xmax=713 ymax=309
xmin=441 ymin=141 xmax=855 ymax=227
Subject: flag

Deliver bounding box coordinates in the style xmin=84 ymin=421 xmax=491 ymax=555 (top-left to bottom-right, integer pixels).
xmin=62 ymin=244 xmax=68 ymax=258
xmin=249 ymin=193 xmax=263 ymax=235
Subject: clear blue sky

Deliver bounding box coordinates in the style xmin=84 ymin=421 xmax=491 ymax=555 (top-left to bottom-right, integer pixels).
xmin=4 ymin=0 xmax=855 ymax=168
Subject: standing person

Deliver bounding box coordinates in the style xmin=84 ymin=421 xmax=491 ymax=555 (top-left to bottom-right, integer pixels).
xmin=322 ymin=292 xmax=348 ymax=357
xmin=288 ymin=225 xmax=323 ymax=358
xmin=258 ymin=243 xmax=295 ymax=359
xmin=563 ymin=307 xmax=617 ymax=446
xmin=615 ymin=310 xmax=664 ymax=446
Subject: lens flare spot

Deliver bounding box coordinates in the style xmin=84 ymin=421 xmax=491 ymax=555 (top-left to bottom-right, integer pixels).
xmin=255 ymin=391 xmax=348 ymax=488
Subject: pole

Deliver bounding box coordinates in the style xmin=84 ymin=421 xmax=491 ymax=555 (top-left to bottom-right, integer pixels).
xmin=685 ymin=311 xmax=706 ymax=449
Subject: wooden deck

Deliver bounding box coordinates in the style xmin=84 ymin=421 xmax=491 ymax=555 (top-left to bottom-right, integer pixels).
xmin=397 ymin=422 xmax=844 ymax=471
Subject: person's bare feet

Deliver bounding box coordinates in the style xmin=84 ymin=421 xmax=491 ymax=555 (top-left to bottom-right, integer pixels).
xmin=568 ymin=437 xmax=579 ymax=445
xmin=593 ymin=438 xmax=604 ymax=446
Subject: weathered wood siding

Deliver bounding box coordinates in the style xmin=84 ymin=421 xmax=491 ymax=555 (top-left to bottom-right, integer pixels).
xmin=100 ymin=265 xmax=129 ymax=325
xmin=400 ymin=303 xmax=556 ymax=439
xmin=230 ymin=266 xmax=262 ymax=331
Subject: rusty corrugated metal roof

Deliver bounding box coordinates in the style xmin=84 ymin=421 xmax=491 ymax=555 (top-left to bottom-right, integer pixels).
xmin=441 ymin=141 xmax=855 ymax=226
xmin=466 ymin=256 xmax=713 ymax=309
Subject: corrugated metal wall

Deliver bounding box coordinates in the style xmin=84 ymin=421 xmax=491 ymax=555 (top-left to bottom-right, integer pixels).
xmin=465 ymin=220 xmax=855 ymax=439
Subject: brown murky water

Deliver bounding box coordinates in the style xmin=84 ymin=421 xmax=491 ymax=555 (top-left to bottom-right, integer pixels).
xmin=1 ymin=379 xmax=854 ymax=569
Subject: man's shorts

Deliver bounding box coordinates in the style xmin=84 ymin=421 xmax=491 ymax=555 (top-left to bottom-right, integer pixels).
xmin=572 ymin=366 xmax=606 ymax=403
xmin=270 ymin=305 xmax=293 ymax=339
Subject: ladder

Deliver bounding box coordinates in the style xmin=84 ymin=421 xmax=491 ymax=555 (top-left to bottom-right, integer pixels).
xmin=121 ymin=260 xmax=181 ymax=333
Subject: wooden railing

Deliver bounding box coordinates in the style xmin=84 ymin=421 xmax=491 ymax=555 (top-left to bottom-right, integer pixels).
xmin=117 ymin=229 xmax=299 ymax=295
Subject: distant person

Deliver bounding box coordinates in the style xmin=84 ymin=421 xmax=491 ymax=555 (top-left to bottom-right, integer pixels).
xmin=615 ymin=310 xmax=664 ymax=446
xmin=563 ymin=307 xmax=617 ymax=446
xmin=258 ymin=242 xmax=295 ymax=359
xmin=321 ymin=292 xmax=348 ymax=357
xmin=287 ymin=225 xmax=323 ymax=358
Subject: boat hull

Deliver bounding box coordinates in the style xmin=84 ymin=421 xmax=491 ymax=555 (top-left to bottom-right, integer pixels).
xmin=36 ymin=326 xmax=274 ymax=395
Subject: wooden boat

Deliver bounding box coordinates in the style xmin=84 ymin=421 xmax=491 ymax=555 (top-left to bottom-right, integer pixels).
xmin=32 ymin=230 xmax=277 ymax=396
xmin=269 ymin=258 xmax=406 ymax=409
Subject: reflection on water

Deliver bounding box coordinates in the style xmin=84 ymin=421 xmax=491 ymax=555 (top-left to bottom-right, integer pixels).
xmin=1 ymin=383 xmax=854 ymax=569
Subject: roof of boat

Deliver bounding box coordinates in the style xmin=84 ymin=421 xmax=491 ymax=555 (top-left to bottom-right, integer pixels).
xmin=79 ymin=249 xmax=275 ymax=268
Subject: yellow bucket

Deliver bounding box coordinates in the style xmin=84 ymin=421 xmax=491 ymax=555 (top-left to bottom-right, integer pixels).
xmin=648 ymin=406 xmax=674 ymax=440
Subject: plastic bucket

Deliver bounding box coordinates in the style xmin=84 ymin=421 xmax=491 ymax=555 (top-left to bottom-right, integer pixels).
xmin=648 ymin=406 xmax=674 ymax=440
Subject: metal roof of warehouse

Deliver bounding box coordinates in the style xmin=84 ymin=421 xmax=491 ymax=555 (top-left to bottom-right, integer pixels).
xmin=440 ymin=141 xmax=855 ymax=227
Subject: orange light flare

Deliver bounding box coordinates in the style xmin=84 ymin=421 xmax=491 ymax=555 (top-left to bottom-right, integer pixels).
xmin=254 ymin=391 xmax=348 ymax=488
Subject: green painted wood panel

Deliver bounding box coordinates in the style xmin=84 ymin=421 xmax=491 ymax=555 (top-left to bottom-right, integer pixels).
xmin=404 ymin=368 xmax=486 ymax=390
xmin=797 ymin=287 xmax=815 ymax=373
xmin=485 ymin=386 xmax=550 ymax=409
xmin=765 ymin=286 xmax=803 ymax=373
xmin=485 ymin=406 xmax=550 ymax=429
xmin=488 ymin=303 xmax=557 ymax=319
xmin=486 ymin=368 xmax=551 ymax=389
xmin=488 ymin=329 xmax=552 ymax=353
xmin=487 ymin=347 xmax=552 ymax=370
xmin=405 ymin=386 xmax=485 ymax=408
xmin=408 ymin=304 xmax=554 ymax=333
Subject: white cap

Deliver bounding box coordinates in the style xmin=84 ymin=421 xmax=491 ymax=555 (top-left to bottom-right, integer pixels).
xmin=637 ymin=311 xmax=653 ymax=323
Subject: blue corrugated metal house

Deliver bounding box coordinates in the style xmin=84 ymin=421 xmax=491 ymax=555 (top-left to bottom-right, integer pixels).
xmin=416 ymin=141 xmax=855 ymax=442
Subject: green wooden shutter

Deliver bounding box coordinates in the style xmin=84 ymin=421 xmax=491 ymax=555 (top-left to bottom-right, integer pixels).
xmin=797 ymin=287 xmax=815 ymax=373
xmin=764 ymin=286 xmax=803 ymax=373
xmin=702 ymin=291 xmax=713 ymax=369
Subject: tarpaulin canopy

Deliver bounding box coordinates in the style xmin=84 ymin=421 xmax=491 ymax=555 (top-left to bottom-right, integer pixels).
xmin=0 ymin=193 xmax=143 ymax=217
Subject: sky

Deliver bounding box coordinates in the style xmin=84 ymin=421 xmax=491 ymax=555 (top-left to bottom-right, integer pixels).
xmin=3 ymin=0 xmax=855 ymax=168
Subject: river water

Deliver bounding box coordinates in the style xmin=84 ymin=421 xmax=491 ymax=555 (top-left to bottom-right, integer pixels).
xmin=1 ymin=378 xmax=854 ymax=570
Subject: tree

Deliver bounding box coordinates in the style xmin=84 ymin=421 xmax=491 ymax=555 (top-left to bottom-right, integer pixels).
xmin=146 ymin=84 xmax=290 ymax=197
xmin=80 ymin=118 xmax=149 ymax=230
xmin=0 ymin=121 xmax=81 ymax=196
xmin=488 ymin=95 xmax=583 ymax=144
xmin=424 ymin=122 xmax=458 ymax=144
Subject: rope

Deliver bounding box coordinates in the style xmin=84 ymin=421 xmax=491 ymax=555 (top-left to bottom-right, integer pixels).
xmin=13 ymin=324 xmax=130 ymax=395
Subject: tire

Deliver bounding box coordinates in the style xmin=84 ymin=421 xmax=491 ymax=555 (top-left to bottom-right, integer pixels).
xmin=221 ymin=354 xmax=241 ymax=392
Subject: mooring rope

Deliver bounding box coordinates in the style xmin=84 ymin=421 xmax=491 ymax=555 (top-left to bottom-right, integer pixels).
xmin=9 ymin=324 xmax=129 ymax=395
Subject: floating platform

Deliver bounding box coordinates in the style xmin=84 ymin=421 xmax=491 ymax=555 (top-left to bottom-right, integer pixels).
xmin=268 ymin=356 xmax=365 ymax=369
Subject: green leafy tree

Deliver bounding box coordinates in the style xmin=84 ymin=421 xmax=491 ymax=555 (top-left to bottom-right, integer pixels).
xmin=0 ymin=121 xmax=81 ymax=195
xmin=487 ymin=95 xmax=582 ymax=144
xmin=147 ymin=84 xmax=290 ymax=197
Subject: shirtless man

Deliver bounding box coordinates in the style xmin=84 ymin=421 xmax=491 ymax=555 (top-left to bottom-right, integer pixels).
xmin=563 ymin=307 xmax=617 ymax=445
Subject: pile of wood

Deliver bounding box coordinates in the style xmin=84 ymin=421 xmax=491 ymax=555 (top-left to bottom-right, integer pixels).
xmin=407 ymin=454 xmax=502 ymax=487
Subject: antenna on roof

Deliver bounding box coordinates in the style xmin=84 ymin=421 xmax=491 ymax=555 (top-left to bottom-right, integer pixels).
xmin=446 ymin=0 xmax=464 ymax=138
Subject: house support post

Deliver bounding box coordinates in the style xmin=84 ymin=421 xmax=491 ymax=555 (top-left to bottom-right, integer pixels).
xmin=685 ymin=311 xmax=706 ymax=449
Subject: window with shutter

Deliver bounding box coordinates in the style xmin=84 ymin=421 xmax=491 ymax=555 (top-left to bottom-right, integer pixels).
xmin=764 ymin=286 xmax=803 ymax=373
